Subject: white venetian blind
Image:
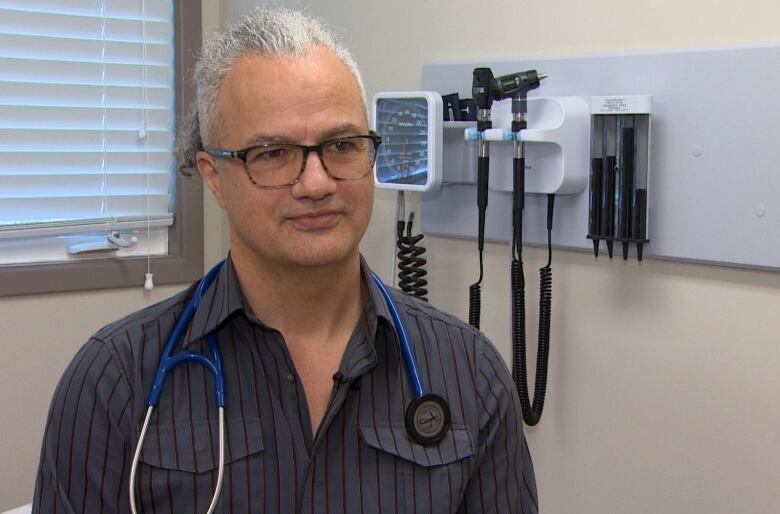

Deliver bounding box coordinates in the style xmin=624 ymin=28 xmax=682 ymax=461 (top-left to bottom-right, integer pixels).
xmin=0 ymin=0 xmax=175 ymax=239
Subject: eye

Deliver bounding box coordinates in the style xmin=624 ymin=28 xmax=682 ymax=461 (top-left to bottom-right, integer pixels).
xmin=327 ymin=138 xmax=362 ymax=154
xmin=246 ymin=145 xmax=296 ymax=167
xmin=254 ymin=146 xmax=291 ymax=161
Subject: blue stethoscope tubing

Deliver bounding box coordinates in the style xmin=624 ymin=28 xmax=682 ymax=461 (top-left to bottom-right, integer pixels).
xmin=129 ymin=260 xmax=449 ymax=513
xmin=369 ymin=270 xmax=424 ymax=399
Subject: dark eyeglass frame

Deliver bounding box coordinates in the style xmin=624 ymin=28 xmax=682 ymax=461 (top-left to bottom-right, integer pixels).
xmin=205 ymin=131 xmax=383 ymax=189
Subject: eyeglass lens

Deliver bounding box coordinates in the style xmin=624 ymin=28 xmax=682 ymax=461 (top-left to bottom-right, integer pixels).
xmin=244 ymin=136 xmax=376 ymax=186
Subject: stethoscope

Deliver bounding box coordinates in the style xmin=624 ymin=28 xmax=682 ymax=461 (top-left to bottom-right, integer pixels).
xmin=129 ymin=260 xmax=451 ymax=514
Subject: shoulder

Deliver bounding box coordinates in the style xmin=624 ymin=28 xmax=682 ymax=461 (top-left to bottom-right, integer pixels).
xmin=75 ymin=284 xmax=196 ymax=388
xmin=89 ymin=283 xmax=195 ymax=365
xmin=391 ymin=289 xmax=500 ymax=366
xmin=93 ymin=284 xmax=194 ymax=344
xmin=388 ymin=290 xmax=517 ymax=433
xmin=50 ymin=284 xmax=198 ymax=418
xmin=389 ymin=290 xmax=513 ymax=395
xmin=391 ymin=289 xmax=478 ymax=338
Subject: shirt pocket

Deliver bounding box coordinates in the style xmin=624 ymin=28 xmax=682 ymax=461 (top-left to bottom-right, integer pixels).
xmin=358 ymin=423 xmax=474 ymax=514
xmin=137 ymin=418 xmax=264 ymax=512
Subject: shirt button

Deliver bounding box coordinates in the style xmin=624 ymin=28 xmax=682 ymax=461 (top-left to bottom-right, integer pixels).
xmin=286 ymin=372 xmax=295 ymax=383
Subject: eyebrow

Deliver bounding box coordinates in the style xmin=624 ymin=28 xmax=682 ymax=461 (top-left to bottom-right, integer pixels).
xmin=244 ymin=123 xmax=367 ymax=147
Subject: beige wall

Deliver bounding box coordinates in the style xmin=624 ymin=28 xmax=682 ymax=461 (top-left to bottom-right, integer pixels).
xmin=225 ymin=1 xmax=780 ymax=513
xmin=0 ymin=1 xmax=226 ymax=510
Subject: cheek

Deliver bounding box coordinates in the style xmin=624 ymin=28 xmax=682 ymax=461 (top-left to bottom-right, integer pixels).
xmin=361 ymin=183 xmax=375 ymax=219
xmin=346 ymin=181 xmax=374 ymax=226
xmin=222 ymin=180 xmax=277 ymax=230
xmin=361 ymin=189 xmax=375 ymax=225
xmin=220 ymin=178 xmax=248 ymax=221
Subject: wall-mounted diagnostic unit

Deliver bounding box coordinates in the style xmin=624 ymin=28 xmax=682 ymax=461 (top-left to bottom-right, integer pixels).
xmin=372 ymin=92 xmax=444 ymax=301
xmin=370 ymin=45 xmax=780 ymax=429
xmin=420 ymin=45 xmax=780 ymax=272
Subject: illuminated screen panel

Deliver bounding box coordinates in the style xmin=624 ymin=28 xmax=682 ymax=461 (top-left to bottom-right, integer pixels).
xmin=374 ymin=97 xmax=430 ymax=186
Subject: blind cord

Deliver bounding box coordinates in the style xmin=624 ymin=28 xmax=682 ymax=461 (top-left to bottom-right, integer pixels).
xmin=99 ymin=1 xmax=109 ymax=222
xmin=142 ymin=0 xmax=154 ymax=290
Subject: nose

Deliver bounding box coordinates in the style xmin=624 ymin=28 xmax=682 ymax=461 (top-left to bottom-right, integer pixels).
xmin=291 ymin=148 xmax=337 ymax=199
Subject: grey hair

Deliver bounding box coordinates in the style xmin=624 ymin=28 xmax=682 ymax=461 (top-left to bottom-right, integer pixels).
xmin=176 ymin=7 xmax=366 ymax=175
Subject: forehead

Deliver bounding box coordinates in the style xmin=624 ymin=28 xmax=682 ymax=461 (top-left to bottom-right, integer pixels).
xmin=215 ymin=47 xmax=366 ymax=144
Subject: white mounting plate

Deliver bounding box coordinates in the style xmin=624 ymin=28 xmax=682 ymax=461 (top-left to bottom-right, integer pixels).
xmin=420 ymin=45 xmax=780 ymax=270
xmin=489 ymin=96 xmax=590 ymax=195
xmin=440 ymin=94 xmax=591 ymax=195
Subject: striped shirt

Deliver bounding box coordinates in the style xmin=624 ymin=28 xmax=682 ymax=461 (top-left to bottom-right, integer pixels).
xmin=33 ymin=256 xmax=538 ymax=513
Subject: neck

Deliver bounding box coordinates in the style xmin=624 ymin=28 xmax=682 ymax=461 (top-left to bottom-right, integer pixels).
xmin=229 ymin=247 xmax=364 ymax=343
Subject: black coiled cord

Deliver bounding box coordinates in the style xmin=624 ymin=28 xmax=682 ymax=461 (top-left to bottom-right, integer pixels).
xmin=468 ymin=252 xmax=483 ymax=329
xmin=512 ymin=194 xmax=554 ymax=426
xmin=396 ymin=212 xmax=428 ymax=301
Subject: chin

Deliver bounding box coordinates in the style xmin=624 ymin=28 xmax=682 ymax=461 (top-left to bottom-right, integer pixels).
xmin=233 ymin=225 xmax=364 ymax=271
xmin=285 ymin=246 xmax=357 ymax=269
xmin=279 ymin=226 xmax=365 ymax=269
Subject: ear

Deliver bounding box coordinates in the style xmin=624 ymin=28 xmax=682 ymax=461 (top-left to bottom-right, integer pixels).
xmin=196 ymin=151 xmax=226 ymax=209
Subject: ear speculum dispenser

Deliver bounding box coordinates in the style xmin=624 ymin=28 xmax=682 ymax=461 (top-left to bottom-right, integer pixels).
xmin=588 ymin=96 xmax=652 ymax=261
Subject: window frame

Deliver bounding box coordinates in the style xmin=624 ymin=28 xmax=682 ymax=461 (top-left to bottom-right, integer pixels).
xmin=0 ymin=0 xmax=203 ymax=297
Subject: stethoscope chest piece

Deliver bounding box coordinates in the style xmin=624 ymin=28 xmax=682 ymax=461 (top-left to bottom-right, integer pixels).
xmin=405 ymin=393 xmax=451 ymax=445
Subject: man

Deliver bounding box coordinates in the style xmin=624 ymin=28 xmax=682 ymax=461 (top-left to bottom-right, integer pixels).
xmin=33 ymin=8 xmax=537 ymax=513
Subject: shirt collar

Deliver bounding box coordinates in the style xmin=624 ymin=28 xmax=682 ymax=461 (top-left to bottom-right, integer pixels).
xmin=186 ymin=254 xmax=393 ymax=347
xmin=186 ymin=256 xmax=245 ymax=346
xmin=359 ymin=255 xmax=393 ymax=338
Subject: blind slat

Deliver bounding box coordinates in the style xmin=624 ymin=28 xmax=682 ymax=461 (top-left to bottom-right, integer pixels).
xmin=0 ymin=81 xmax=171 ymax=108
xmin=0 ymin=216 xmax=173 ymax=242
xmin=0 ymin=195 xmax=171 ymax=224
xmin=0 ymin=8 xmax=171 ymax=43
xmin=0 ymin=57 xmax=170 ymax=88
xmin=0 ymin=1 xmax=172 ymax=21
xmin=0 ymin=34 xmax=170 ymax=65
xmin=0 ymin=105 xmax=169 ymax=131
xmin=0 ymin=151 xmax=171 ymax=175
xmin=0 ymin=128 xmax=171 ymax=152
xmin=0 ymin=172 xmax=169 ymax=198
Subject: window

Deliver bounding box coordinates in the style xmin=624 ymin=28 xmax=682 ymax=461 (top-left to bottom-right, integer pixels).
xmin=0 ymin=0 xmax=203 ymax=296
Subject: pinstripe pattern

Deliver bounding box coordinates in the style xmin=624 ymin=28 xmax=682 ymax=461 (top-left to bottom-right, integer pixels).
xmin=33 ymin=257 xmax=537 ymax=513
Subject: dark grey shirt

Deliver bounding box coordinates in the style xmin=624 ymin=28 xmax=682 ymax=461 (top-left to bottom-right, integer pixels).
xmin=33 ymin=257 xmax=538 ymax=513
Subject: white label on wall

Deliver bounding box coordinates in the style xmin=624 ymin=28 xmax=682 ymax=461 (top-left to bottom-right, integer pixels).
xmin=591 ymin=95 xmax=653 ymax=114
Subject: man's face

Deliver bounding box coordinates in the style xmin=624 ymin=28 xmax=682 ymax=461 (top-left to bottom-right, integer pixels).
xmin=197 ymin=47 xmax=374 ymax=271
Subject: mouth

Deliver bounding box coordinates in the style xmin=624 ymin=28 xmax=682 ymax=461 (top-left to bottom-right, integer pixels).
xmin=286 ymin=210 xmax=344 ymax=230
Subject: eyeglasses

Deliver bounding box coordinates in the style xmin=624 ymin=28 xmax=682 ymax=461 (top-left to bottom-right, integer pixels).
xmin=205 ymin=132 xmax=383 ymax=189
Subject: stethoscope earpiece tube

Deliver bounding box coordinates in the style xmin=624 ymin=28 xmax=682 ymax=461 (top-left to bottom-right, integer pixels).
xmin=130 ymin=405 xmax=226 ymax=514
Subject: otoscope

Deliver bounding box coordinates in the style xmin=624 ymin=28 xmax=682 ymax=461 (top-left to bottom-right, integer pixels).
xmin=468 ymin=68 xmax=496 ymax=329
xmin=493 ymin=69 xmax=552 ymax=427
xmin=492 ymin=70 xmax=548 ymax=259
